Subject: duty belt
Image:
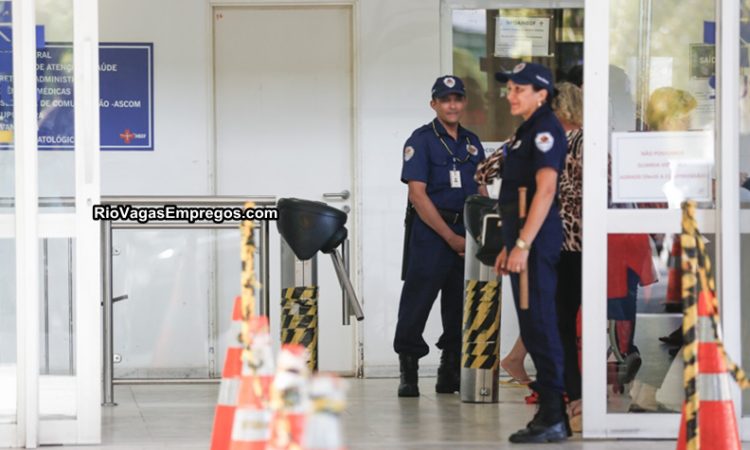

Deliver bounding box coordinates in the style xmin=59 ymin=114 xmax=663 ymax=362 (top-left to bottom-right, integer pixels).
xmin=438 ymin=208 xmax=463 ymax=225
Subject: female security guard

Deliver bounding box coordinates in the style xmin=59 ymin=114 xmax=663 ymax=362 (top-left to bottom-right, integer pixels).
xmin=493 ymin=63 xmax=569 ymax=443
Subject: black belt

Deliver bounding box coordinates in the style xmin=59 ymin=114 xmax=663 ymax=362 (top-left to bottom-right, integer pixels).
xmin=437 ymin=208 xmax=463 ymax=225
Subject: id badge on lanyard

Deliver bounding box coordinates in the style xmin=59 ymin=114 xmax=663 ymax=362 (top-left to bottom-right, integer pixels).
xmin=450 ymin=165 xmax=462 ymax=188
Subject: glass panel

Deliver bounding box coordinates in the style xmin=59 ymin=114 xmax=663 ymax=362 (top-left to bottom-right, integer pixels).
xmin=36 ymin=0 xmax=75 ymax=212
xmin=452 ymin=8 xmax=584 ymax=141
xmin=0 ymin=0 xmax=16 ymax=423
xmin=606 ymin=233 xmax=716 ymax=413
xmin=0 ymin=239 xmax=16 ymax=422
xmin=113 ymin=230 xmax=218 ymax=379
xmin=38 ymin=238 xmax=76 ymax=419
xmin=608 ymin=0 xmax=716 ymax=209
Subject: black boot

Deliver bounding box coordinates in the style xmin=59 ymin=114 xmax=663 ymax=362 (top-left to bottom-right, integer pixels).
xmin=435 ymin=350 xmax=460 ymax=394
xmin=509 ymin=388 xmax=569 ymax=444
xmin=398 ymin=354 xmax=420 ymax=397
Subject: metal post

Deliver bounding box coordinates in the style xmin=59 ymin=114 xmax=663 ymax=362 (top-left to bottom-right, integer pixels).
xmin=329 ymin=250 xmax=364 ymax=321
xmin=101 ymin=219 xmax=116 ymax=406
xmin=341 ymin=239 xmax=351 ymax=326
xmin=280 ymin=239 xmax=318 ymax=370
xmin=460 ymin=197 xmax=502 ymax=404
xmin=259 ymin=220 xmax=271 ymax=317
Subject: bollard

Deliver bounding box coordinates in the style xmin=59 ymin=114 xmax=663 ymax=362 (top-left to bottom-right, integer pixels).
xmin=460 ymin=195 xmax=502 ymax=403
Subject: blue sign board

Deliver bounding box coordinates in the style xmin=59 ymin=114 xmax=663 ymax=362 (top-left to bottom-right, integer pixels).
xmin=0 ymin=42 xmax=154 ymax=151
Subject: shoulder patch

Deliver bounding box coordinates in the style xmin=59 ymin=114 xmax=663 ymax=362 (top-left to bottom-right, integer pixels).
xmin=534 ymin=132 xmax=554 ymax=153
xmin=404 ymin=146 xmax=415 ymax=161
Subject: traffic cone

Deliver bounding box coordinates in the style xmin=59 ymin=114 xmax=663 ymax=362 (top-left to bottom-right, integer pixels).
xmin=676 ymin=202 xmax=741 ymax=450
xmin=676 ymin=289 xmax=740 ymax=450
xmin=303 ymin=374 xmax=348 ymax=450
xmin=210 ymin=297 xmax=244 ymax=450
xmin=267 ymin=344 xmax=310 ymax=450
xmin=230 ymin=315 xmax=275 ymax=450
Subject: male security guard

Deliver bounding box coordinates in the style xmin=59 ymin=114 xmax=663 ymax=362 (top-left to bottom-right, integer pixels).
xmin=493 ymin=62 xmax=568 ymax=443
xmin=395 ymin=75 xmax=486 ymax=397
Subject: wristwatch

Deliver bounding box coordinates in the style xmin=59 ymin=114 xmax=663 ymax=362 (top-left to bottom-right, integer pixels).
xmin=515 ymin=238 xmax=532 ymax=251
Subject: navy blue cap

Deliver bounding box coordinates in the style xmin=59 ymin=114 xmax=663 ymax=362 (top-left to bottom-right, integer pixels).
xmin=431 ymin=75 xmax=466 ymax=99
xmin=495 ymin=63 xmax=553 ymax=94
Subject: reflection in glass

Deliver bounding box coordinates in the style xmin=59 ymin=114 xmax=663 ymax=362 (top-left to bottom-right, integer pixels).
xmin=606 ymin=233 xmax=716 ymax=413
xmin=452 ymin=8 xmax=584 ymax=141
xmin=608 ymin=0 xmax=717 ymax=209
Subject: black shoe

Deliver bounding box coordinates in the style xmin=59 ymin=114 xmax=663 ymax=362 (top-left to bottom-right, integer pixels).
xmin=509 ymin=388 xmax=569 ymax=444
xmin=398 ymin=354 xmax=419 ymax=397
xmin=435 ymin=350 xmax=460 ymax=394
xmin=509 ymin=421 xmax=569 ymax=443
xmin=617 ymin=352 xmax=642 ymax=384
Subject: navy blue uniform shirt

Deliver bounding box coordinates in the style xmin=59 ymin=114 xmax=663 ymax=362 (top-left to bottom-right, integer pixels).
xmin=499 ymin=102 xmax=566 ymax=206
xmin=401 ymin=119 xmax=485 ymax=212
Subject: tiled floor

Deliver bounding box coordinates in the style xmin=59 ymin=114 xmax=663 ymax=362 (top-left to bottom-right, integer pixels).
xmin=45 ymin=380 xmax=745 ymax=449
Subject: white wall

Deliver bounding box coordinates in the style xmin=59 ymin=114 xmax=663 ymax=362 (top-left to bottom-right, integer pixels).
xmin=91 ymin=0 xmax=520 ymax=377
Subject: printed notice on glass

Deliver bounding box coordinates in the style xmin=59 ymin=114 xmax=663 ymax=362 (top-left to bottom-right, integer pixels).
xmin=611 ymin=131 xmax=714 ymax=204
xmin=494 ymin=17 xmax=550 ymax=58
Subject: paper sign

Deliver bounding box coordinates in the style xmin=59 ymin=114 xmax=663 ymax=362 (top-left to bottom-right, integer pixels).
xmin=611 ymin=131 xmax=714 ymax=204
xmin=494 ymin=17 xmax=550 ymax=58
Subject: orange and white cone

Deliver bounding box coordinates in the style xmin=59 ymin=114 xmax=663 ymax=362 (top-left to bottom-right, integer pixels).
xmin=676 ymin=290 xmax=741 ymax=450
xmin=230 ymin=315 xmax=275 ymax=450
xmin=267 ymin=344 xmax=310 ymax=450
xmin=303 ymin=374 xmax=348 ymax=450
xmin=210 ymin=297 xmax=244 ymax=450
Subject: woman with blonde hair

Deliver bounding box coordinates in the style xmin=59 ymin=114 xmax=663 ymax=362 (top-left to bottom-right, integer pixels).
xmin=550 ymin=81 xmax=584 ymax=431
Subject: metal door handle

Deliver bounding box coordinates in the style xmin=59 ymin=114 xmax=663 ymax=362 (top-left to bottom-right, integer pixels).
xmin=323 ymin=190 xmax=350 ymax=200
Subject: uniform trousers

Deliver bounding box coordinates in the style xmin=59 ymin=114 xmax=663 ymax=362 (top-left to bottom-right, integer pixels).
xmin=394 ymin=216 xmax=465 ymax=358
xmin=506 ymin=214 xmax=565 ymax=394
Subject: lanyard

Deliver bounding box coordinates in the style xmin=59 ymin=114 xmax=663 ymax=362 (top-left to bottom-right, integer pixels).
xmin=432 ymin=120 xmax=472 ymax=166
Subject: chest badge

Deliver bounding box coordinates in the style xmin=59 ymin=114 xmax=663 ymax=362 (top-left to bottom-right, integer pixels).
xmin=467 ymin=144 xmax=478 ymax=155
xmin=534 ymin=132 xmax=554 ymax=152
xmin=511 ymin=140 xmax=522 ymax=150
xmin=404 ymin=146 xmax=415 ymax=161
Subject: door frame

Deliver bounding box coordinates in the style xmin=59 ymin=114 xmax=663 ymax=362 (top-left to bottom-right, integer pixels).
xmin=207 ymin=0 xmax=363 ymax=375
xmin=1 ymin=0 xmax=102 ymax=446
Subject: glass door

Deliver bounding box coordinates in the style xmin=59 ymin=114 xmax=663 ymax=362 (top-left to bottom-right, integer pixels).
xmin=582 ymin=0 xmax=740 ymax=438
xmin=0 ymin=0 xmax=101 ymax=445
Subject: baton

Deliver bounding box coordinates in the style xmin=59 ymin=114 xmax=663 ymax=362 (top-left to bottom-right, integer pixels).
xmin=518 ymin=187 xmax=529 ymax=310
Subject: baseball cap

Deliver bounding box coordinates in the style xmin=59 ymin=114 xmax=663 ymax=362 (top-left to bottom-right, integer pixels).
xmin=495 ymin=62 xmax=553 ymax=95
xmin=431 ymin=75 xmax=466 ymax=99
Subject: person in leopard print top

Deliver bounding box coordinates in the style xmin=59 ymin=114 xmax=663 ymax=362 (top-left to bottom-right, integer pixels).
xmin=551 ymin=82 xmax=584 ymax=431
